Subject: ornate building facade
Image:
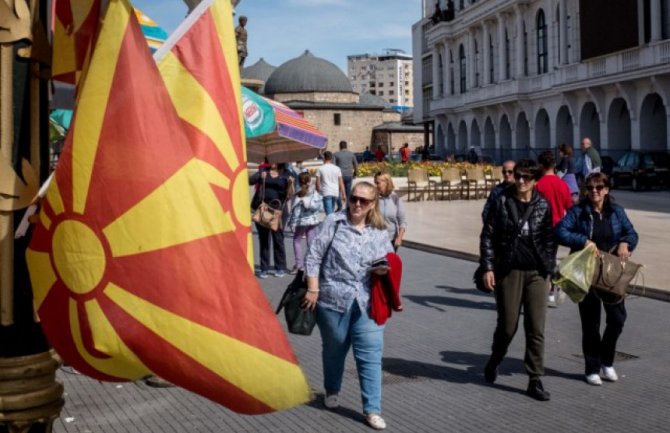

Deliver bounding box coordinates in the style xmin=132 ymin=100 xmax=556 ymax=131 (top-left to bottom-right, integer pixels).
xmin=413 ymin=0 xmax=670 ymax=162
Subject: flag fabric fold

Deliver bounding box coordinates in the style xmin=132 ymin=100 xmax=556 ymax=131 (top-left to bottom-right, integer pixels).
xmin=52 ymin=0 xmax=102 ymax=85
xmin=28 ymin=0 xmax=310 ymax=414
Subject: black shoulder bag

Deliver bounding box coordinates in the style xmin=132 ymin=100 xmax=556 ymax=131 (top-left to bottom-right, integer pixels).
xmin=473 ymin=197 xmax=535 ymax=292
xmin=276 ymin=221 xmax=341 ymax=335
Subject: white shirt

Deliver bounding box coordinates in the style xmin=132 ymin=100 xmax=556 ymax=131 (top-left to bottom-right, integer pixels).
xmin=317 ymin=163 xmax=342 ymax=197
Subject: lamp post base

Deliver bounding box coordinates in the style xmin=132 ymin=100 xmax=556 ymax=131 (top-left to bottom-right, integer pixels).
xmin=0 ymin=351 xmax=64 ymax=433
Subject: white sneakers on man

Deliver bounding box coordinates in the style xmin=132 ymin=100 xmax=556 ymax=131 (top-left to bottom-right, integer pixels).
xmin=600 ymin=366 xmax=619 ymax=382
xmin=585 ymin=373 xmax=602 ymax=386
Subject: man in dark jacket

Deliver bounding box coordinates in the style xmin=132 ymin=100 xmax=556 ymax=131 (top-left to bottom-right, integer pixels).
xmin=481 ymin=160 xmax=515 ymax=223
xmin=479 ymin=159 xmax=555 ymax=401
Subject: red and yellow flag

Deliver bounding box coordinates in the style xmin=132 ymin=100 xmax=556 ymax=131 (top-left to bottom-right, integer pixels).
xmin=52 ymin=0 xmax=101 ymax=84
xmin=28 ymin=0 xmax=310 ymax=414
xmin=155 ymin=0 xmax=252 ymax=265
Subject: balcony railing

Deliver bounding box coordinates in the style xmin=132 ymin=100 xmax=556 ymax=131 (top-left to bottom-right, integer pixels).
xmin=427 ymin=42 xmax=670 ymax=114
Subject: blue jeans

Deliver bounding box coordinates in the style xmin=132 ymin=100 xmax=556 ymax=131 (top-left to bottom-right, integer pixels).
xmin=323 ymin=196 xmax=338 ymax=215
xmin=316 ymin=302 xmax=385 ymax=414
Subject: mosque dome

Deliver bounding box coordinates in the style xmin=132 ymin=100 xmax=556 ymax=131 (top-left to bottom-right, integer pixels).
xmin=242 ymin=58 xmax=276 ymax=84
xmin=265 ymin=50 xmax=353 ymax=94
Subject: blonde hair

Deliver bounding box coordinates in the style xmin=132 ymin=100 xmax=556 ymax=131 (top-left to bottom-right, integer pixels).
xmin=374 ymin=171 xmax=395 ymax=195
xmin=350 ymin=181 xmax=386 ymax=230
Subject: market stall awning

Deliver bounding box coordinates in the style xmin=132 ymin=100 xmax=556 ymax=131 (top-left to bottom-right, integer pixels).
xmin=242 ymin=87 xmax=327 ymax=163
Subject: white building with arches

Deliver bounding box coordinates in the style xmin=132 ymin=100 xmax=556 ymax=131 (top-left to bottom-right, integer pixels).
xmin=412 ymin=0 xmax=670 ymax=162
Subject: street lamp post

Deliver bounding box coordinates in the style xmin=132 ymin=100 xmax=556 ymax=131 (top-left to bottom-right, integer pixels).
xmin=0 ymin=2 xmax=64 ymax=432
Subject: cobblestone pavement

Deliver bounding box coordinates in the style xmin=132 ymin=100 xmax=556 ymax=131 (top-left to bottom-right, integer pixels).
xmin=53 ymin=244 xmax=670 ymax=433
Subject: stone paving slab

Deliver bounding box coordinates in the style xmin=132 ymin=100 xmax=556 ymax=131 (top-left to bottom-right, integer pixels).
xmin=53 ymin=246 xmax=670 ymax=433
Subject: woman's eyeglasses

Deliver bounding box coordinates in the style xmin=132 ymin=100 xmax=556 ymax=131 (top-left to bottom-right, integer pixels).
xmin=349 ymin=195 xmax=374 ymax=206
xmin=586 ymin=184 xmax=605 ymax=192
xmin=513 ymin=173 xmax=535 ymax=182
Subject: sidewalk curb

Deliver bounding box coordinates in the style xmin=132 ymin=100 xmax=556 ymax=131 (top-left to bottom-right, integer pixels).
xmin=403 ymin=240 xmax=669 ymax=303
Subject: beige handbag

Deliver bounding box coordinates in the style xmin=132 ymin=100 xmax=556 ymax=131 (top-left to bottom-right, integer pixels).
xmin=591 ymin=250 xmax=642 ymax=299
xmin=252 ymin=200 xmax=283 ymax=231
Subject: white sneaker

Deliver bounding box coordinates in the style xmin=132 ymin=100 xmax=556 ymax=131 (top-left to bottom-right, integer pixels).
xmin=600 ymin=366 xmax=618 ymax=382
xmin=366 ymin=414 xmax=387 ymax=430
xmin=324 ymin=394 xmax=339 ymax=409
xmin=585 ymin=373 xmax=602 ymax=386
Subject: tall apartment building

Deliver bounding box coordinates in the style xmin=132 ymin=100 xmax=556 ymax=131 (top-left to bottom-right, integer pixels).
xmin=412 ymin=0 xmax=670 ymax=162
xmin=348 ymin=50 xmax=414 ymax=112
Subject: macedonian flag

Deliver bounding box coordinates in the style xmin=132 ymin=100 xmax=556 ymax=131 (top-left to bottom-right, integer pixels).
xmin=27 ymin=0 xmax=310 ymax=414
xmin=52 ymin=0 xmax=101 ymax=85
xmin=154 ymin=0 xmax=252 ymax=265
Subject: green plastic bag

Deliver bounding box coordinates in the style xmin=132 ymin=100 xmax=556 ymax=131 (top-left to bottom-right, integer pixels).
xmin=552 ymin=245 xmax=597 ymax=303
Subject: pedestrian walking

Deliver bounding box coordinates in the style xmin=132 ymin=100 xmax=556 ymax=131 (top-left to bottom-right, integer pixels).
xmin=304 ymin=181 xmax=393 ymax=430
xmin=286 ymin=172 xmax=323 ymax=274
xmin=249 ymin=163 xmax=293 ymax=278
xmin=375 ymin=145 xmax=386 ymax=162
xmin=557 ymin=143 xmax=579 ymax=204
xmin=580 ymin=137 xmax=602 ymax=179
xmin=555 ymin=172 xmax=638 ymax=386
xmin=481 ymin=160 xmax=515 ymax=223
xmin=400 ymin=143 xmax=411 ymax=164
xmin=333 ymin=140 xmax=358 ymax=206
xmin=479 ymin=159 xmax=555 ymax=401
xmin=374 ymin=171 xmax=407 ymax=251
xmin=316 ymin=151 xmax=346 ymax=215
xmin=536 ymin=151 xmax=573 ymax=307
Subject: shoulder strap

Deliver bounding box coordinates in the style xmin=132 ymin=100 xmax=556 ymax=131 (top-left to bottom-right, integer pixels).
xmin=506 ymin=197 xmax=535 ymax=236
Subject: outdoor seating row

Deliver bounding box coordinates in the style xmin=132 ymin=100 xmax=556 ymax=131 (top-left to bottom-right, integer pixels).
xmin=406 ymin=166 xmax=503 ymax=201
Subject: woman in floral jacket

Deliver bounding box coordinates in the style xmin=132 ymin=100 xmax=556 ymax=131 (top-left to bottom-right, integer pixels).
xmin=286 ymin=172 xmax=323 ymax=274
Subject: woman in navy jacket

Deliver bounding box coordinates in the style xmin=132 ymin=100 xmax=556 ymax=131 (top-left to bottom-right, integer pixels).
xmin=555 ymin=172 xmax=638 ymax=386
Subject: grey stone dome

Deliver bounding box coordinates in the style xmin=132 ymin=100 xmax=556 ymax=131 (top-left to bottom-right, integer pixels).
xmin=242 ymin=58 xmax=276 ymax=84
xmin=265 ymin=50 xmax=353 ymax=94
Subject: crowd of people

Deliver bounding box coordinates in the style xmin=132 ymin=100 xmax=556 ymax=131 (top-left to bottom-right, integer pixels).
xmin=249 ymin=137 xmax=638 ymax=430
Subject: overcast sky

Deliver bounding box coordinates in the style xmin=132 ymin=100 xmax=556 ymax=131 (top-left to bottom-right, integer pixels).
xmin=133 ymin=0 xmax=422 ymax=72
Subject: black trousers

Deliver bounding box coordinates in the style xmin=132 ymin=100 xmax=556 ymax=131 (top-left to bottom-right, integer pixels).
xmin=256 ymin=222 xmax=286 ymax=272
xmin=578 ymin=291 xmax=627 ymax=375
xmin=490 ymin=269 xmax=548 ymax=379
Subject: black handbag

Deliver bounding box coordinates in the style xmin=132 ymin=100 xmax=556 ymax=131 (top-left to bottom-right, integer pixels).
xmin=275 ymin=270 xmax=315 ymax=335
xmin=275 ymin=221 xmax=341 ymax=335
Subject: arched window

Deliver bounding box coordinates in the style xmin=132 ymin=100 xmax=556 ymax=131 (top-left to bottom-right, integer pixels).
xmin=505 ymin=29 xmax=511 ymax=79
xmin=459 ymin=44 xmax=467 ymax=93
xmin=556 ymin=5 xmax=561 ymax=64
xmin=536 ymin=9 xmax=548 ymax=74
xmin=523 ymin=21 xmax=528 ymax=76
xmin=489 ymin=34 xmax=494 ymax=83
xmin=474 ymin=39 xmax=480 ymax=87
xmin=438 ymin=53 xmax=444 ymax=95
xmin=449 ymin=50 xmax=455 ymax=94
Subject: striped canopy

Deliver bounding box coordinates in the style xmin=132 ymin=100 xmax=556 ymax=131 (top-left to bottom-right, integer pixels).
xmin=134 ymin=8 xmax=167 ymax=53
xmin=242 ymin=87 xmax=327 ymax=163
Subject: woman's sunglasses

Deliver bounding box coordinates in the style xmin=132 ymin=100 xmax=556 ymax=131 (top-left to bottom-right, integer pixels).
xmin=513 ymin=173 xmax=535 ymax=182
xmin=586 ymin=184 xmax=605 ymax=192
xmin=349 ymin=195 xmax=374 ymax=206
